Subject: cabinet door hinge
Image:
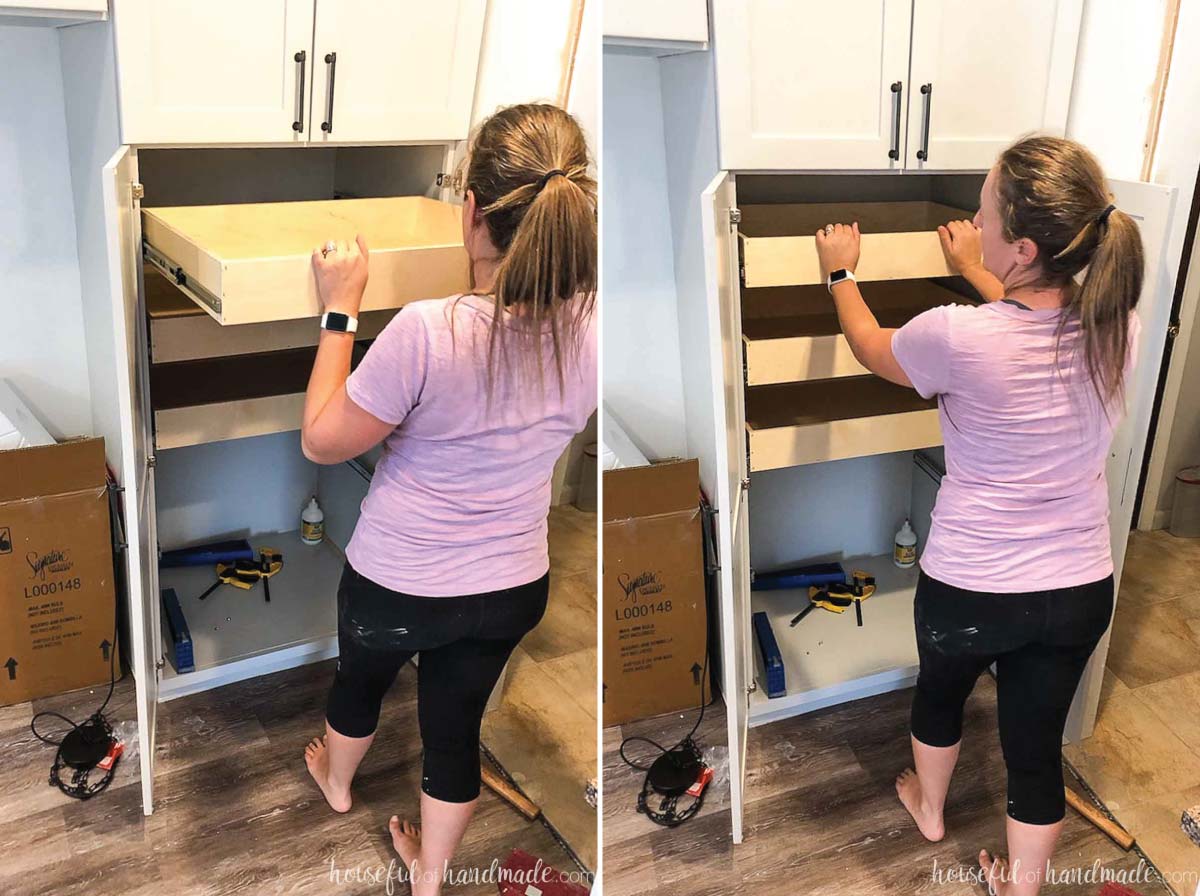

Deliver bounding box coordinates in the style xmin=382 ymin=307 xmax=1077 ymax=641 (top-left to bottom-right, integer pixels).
xmin=147 ymin=454 xmax=157 ymax=469
xmin=728 ymin=207 xmax=741 ymax=229
xmin=747 ymin=679 xmax=758 ymax=695
xmin=155 ymin=657 xmax=165 ymax=672
xmin=131 ymin=182 xmax=145 ymax=201
xmin=1167 ymin=323 xmax=1180 ymax=340
xmin=436 ymin=171 xmax=464 ymax=193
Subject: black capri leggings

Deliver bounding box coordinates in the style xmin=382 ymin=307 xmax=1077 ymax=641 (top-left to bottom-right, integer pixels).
xmin=910 ymin=571 xmax=1114 ymax=825
xmin=325 ymin=562 xmax=549 ymax=803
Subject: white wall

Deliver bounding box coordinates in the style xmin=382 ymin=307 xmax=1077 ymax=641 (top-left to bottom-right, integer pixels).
xmin=601 ymin=50 xmax=687 ymax=459
xmin=0 ymin=26 xmax=91 ymax=439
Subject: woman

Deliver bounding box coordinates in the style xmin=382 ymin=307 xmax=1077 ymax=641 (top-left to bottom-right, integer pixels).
xmin=297 ymin=104 xmax=596 ymax=895
xmin=813 ymin=135 xmax=1143 ymax=896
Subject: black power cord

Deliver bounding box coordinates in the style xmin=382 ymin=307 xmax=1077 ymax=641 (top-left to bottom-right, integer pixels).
xmin=619 ymin=647 xmax=711 ymax=827
xmin=29 ymin=477 xmax=127 ymax=800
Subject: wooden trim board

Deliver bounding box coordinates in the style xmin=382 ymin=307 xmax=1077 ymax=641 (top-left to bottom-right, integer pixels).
xmin=739 ymin=201 xmax=970 ymax=288
xmin=742 ymin=280 xmax=975 ymax=384
xmin=142 ymin=196 xmax=469 ymax=325
xmin=154 ymin=393 xmax=307 ymax=450
xmin=746 ymin=376 xmax=940 ymax=470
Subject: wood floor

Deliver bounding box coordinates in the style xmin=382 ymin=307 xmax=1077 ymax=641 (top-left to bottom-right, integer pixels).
xmin=1064 ymin=529 xmax=1200 ymax=894
xmin=604 ymin=676 xmax=1175 ymax=896
xmin=482 ymin=504 xmax=599 ymax=869
xmin=0 ymin=510 xmax=602 ymax=896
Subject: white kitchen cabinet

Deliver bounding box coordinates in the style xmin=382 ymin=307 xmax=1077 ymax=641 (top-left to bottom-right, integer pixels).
xmin=711 ymin=0 xmax=1083 ymax=171
xmin=711 ymin=0 xmax=914 ymax=170
xmin=309 ymin=0 xmax=487 ymax=144
xmin=689 ymin=168 xmax=1177 ymax=843
xmin=0 ymin=0 xmax=105 ymax=26
xmin=112 ymin=0 xmax=317 ymax=145
xmin=111 ymin=0 xmax=486 ymax=146
xmin=905 ymin=0 xmax=1083 ymax=170
xmin=604 ymin=0 xmax=708 ymax=47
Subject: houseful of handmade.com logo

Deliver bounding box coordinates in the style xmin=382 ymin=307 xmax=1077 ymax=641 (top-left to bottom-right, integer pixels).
xmin=328 ymin=857 xmax=593 ymax=894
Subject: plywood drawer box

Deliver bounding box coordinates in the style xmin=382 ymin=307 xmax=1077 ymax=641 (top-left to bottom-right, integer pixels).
xmin=742 ymin=280 xmax=975 ymax=385
xmin=142 ymin=196 xmax=468 ymax=326
xmin=745 ymin=376 xmax=941 ymax=471
xmin=738 ymin=202 xmax=970 ymax=289
xmin=145 ymin=264 xmax=392 ymax=363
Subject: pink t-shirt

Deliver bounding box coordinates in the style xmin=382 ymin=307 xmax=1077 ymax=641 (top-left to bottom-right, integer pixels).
xmin=891 ymin=299 xmax=1139 ymax=593
xmin=344 ymin=294 xmax=597 ymax=596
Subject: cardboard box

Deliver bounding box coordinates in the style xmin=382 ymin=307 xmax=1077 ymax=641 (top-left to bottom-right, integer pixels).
xmin=0 ymin=437 xmax=117 ymax=706
xmin=602 ymin=459 xmax=708 ymax=726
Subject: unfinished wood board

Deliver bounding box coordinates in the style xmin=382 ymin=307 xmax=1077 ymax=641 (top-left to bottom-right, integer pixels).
xmin=746 ymin=376 xmax=940 ymax=470
xmin=742 ymin=280 xmax=975 ymax=384
xmin=154 ymin=393 xmax=307 ymax=450
xmin=748 ymin=552 xmax=920 ymax=725
xmin=146 ymin=264 xmax=392 ymax=362
xmin=739 ymin=201 xmax=970 ymax=288
xmin=142 ymin=196 xmax=468 ymax=325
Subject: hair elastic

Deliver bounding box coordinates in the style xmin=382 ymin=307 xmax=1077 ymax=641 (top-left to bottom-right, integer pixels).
xmin=1096 ymin=204 xmax=1117 ymax=226
xmin=537 ymin=169 xmax=567 ymax=190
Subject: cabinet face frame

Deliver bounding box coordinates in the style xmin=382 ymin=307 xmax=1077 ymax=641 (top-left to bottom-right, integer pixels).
xmin=112 ymin=0 xmax=317 ymax=145
xmin=711 ymin=0 xmax=914 ymax=170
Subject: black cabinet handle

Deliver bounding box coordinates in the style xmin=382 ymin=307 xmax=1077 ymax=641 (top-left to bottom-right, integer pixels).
xmin=917 ymin=83 xmax=932 ymax=162
xmin=888 ymin=81 xmax=902 ymax=161
xmin=321 ymin=52 xmax=337 ymax=134
xmin=292 ymin=50 xmax=306 ymax=133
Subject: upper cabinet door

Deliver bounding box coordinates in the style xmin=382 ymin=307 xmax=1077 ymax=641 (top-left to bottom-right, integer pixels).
xmin=310 ymin=0 xmax=487 ymax=145
xmin=711 ymin=0 xmax=913 ymax=170
xmin=905 ymin=0 xmax=1083 ymax=171
xmin=113 ymin=0 xmax=315 ymax=145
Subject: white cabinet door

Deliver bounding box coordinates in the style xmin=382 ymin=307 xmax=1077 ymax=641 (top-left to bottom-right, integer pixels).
xmin=711 ymin=0 xmax=913 ymax=170
xmin=905 ymin=0 xmax=1083 ymax=170
xmin=701 ymin=171 xmax=753 ymax=843
xmin=604 ymin=0 xmax=708 ymax=44
xmin=310 ymin=0 xmax=486 ymax=144
xmin=102 ymin=146 xmax=161 ymax=815
xmin=112 ymin=0 xmax=315 ymax=145
xmin=1065 ymin=178 xmax=1177 ymax=744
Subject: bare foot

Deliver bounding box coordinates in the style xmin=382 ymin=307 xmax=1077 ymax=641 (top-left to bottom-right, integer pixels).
xmin=979 ymin=849 xmax=1009 ymax=895
xmin=388 ymin=816 xmax=422 ymax=880
xmin=895 ymin=767 xmax=945 ymax=841
xmin=304 ymin=735 xmax=352 ymax=813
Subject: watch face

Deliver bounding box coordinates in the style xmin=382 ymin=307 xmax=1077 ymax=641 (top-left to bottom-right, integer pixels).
xmin=324 ymin=311 xmax=349 ymax=331
xmin=830 ymin=269 xmax=848 ymax=283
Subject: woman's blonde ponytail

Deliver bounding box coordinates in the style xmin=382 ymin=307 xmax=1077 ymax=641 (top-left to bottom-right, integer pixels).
xmin=995 ymin=136 xmax=1145 ymax=408
xmin=463 ymin=104 xmax=597 ymax=399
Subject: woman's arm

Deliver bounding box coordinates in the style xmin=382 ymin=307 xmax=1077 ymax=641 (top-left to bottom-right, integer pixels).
xmin=813 ymin=223 xmax=913 ymax=388
xmin=301 ymin=235 xmax=395 ymax=465
xmin=938 ymin=219 xmax=1005 ymax=302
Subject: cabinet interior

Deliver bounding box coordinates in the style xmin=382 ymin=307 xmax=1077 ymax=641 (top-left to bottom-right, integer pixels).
xmin=737 ymin=172 xmax=981 ymax=722
xmin=141 ymin=145 xmax=446 ymax=698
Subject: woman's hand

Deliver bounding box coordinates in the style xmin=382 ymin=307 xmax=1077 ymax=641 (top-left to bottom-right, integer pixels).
xmin=937 ymin=220 xmax=984 ymax=275
xmin=815 ymin=222 xmax=861 ymax=280
xmin=312 ymin=234 xmax=370 ymax=316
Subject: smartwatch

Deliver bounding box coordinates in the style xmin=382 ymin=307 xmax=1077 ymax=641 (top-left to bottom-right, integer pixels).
xmin=320 ymin=311 xmax=359 ymax=334
xmin=827 ymin=268 xmax=856 ymax=294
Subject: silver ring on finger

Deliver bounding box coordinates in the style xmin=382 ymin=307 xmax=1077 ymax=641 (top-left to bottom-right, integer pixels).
xmin=824 ymin=225 xmax=834 ymax=235
xmin=322 ymin=240 xmax=337 ymax=258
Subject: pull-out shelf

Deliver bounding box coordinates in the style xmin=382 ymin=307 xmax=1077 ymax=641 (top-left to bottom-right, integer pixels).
xmin=738 ymin=201 xmax=971 ymax=288
xmin=147 ymin=267 xmax=371 ymax=450
xmin=742 ymin=280 xmax=975 ymax=385
xmin=142 ymin=196 xmax=468 ymax=325
xmin=745 ymin=376 xmax=940 ymax=471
